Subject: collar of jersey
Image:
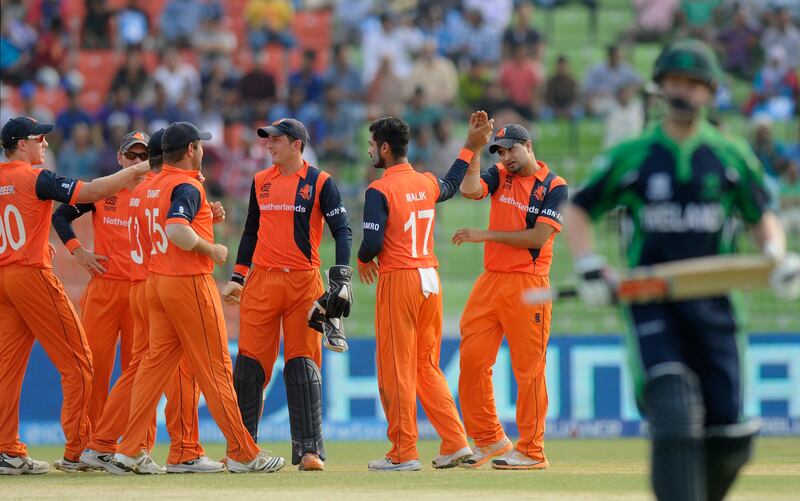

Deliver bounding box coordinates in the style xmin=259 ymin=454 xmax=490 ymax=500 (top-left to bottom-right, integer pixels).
xmin=498 ymin=161 xmax=550 ymax=181
xmin=652 ymin=120 xmax=715 ymax=182
xmin=383 ymin=163 xmax=413 ymax=176
xmin=161 ymin=164 xmax=202 ymax=179
xmin=268 ymin=160 xmax=310 ymax=180
xmin=0 ymin=160 xmax=32 ymax=169
xmin=533 ymin=161 xmax=550 ymax=181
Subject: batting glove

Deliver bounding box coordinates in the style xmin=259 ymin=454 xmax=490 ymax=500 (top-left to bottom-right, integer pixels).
xmin=325 ymin=265 xmax=353 ymax=318
xmin=770 ymin=252 xmax=800 ymax=301
xmin=575 ymin=254 xmax=617 ymax=307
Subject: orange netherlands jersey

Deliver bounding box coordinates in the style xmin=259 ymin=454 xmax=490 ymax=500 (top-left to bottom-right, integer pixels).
xmin=0 ymin=160 xmax=83 ymax=268
xmin=479 ymin=161 xmax=568 ymax=276
xmin=128 ymin=172 xmax=158 ymax=283
xmin=145 ymin=165 xmax=214 ymax=276
xmin=85 ymin=190 xmax=133 ymax=280
xmin=365 ymin=163 xmax=441 ymax=273
xmin=249 ymin=161 xmax=332 ymax=271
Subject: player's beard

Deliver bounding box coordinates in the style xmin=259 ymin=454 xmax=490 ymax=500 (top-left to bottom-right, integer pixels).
xmin=373 ymin=155 xmax=386 ymax=170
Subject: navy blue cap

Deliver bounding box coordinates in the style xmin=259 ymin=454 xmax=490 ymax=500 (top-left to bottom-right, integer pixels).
xmin=489 ymin=124 xmax=531 ymax=154
xmin=257 ymin=118 xmax=311 ymax=146
xmin=1 ymin=116 xmax=54 ymax=148
xmin=162 ymin=121 xmax=212 ymax=153
xmin=147 ymin=128 xmax=165 ymax=157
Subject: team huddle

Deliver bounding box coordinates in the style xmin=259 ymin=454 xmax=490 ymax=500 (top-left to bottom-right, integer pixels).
xmin=0 ymin=102 xmax=564 ymax=475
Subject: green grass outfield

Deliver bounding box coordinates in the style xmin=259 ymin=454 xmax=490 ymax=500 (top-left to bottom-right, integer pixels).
xmin=5 ymin=438 xmax=799 ymax=500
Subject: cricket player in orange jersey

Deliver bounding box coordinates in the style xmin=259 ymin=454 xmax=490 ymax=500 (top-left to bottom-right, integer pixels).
xmin=112 ymin=122 xmax=283 ymax=474
xmin=357 ymin=114 xmax=493 ymax=471
xmin=0 ymin=116 xmax=149 ymax=475
xmin=220 ymin=118 xmax=352 ymax=472
xmin=79 ymin=128 xmax=223 ymax=474
xmin=454 ymin=122 xmax=568 ymax=470
xmin=51 ymin=131 xmax=150 ymax=431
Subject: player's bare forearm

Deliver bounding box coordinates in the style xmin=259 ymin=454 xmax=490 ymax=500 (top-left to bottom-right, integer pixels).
xmin=460 ymin=153 xmax=483 ymax=199
xmin=563 ymin=203 xmax=596 ymax=259
xmin=166 ymin=223 xmax=200 ymax=251
xmin=752 ymin=212 xmax=787 ymax=258
xmin=75 ymin=161 xmax=149 ymax=203
xmin=453 ymin=226 xmax=553 ymax=249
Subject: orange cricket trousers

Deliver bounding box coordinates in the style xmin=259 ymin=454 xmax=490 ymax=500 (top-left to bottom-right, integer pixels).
xmin=118 ymin=273 xmax=259 ymax=462
xmin=238 ymin=266 xmax=323 ymax=383
xmin=0 ymin=264 xmax=93 ymax=462
xmin=79 ymin=276 xmax=134 ymax=427
xmin=459 ymin=272 xmax=552 ymax=462
xmin=375 ymin=269 xmax=468 ymax=463
xmin=87 ymin=279 xmax=203 ymax=464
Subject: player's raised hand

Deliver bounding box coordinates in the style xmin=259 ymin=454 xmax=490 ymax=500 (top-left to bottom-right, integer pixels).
xmin=73 ymin=247 xmax=109 ymax=275
xmin=210 ymin=243 xmax=228 ymax=266
xmin=452 ymin=228 xmax=487 ymax=246
xmin=464 ymin=110 xmax=494 ymax=152
xmin=210 ymin=201 xmax=226 ymax=223
xmin=357 ymin=258 xmax=379 ymax=285
xmin=221 ymin=280 xmax=243 ymax=305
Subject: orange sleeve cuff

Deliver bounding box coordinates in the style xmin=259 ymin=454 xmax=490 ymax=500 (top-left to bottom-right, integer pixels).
xmin=165 ymin=217 xmax=191 ymax=226
xmin=68 ymin=181 xmax=84 ymax=205
xmin=537 ymin=217 xmax=562 ymax=233
xmin=458 ymin=148 xmax=475 ymax=163
xmin=65 ymin=238 xmax=82 ymax=253
xmin=234 ymin=264 xmax=250 ymax=276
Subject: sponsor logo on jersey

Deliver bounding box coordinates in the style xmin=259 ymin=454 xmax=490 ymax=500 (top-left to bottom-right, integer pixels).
xmin=129 ymin=197 xmax=141 ymax=207
xmin=103 ymin=196 xmax=118 ymax=212
xmin=147 ymin=189 xmax=161 ymax=198
xmin=363 ymin=222 xmax=380 ymax=231
xmin=299 ymin=184 xmax=313 ymax=201
xmin=503 ymin=172 xmax=514 ymax=191
xmin=259 ymin=182 xmax=271 ymax=198
xmin=645 ymin=173 xmax=672 ymax=201
xmin=103 ymin=216 xmax=128 ymax=227
xmin=533 ymin=185 xmax=547 ymax=202
xmin=499 ymin=194 xmax=537 ymax=214
xmin=0 ymin=185 xmax=15 ymax=196
xmin=259 ymin=203 xmax=306 ymax=213
xmin=642 ymin=202 xmax=725 ymax=233
xmin=701 ymin=173 xmax=720 ymax=199
xmin=326 ymin=206 xmax=346 ymax=218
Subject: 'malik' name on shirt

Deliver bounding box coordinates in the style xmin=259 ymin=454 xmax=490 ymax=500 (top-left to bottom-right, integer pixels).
xmin=406 ymin=191 xmax=427 ymax=202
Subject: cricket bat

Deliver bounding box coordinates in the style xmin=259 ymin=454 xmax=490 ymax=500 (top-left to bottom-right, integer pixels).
xmin=525 ymin=254 xmax=777 ymax=304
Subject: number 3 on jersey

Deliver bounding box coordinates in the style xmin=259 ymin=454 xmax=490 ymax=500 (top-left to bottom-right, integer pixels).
xmin=0 ymin=204 xmax=26 ymax=253
xmin=404 ymin=209 xmax=434 ymax=258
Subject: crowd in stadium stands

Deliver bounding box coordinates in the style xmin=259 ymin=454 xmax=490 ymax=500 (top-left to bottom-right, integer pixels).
xmin=1 ymin=0 xmax=799 ymax=199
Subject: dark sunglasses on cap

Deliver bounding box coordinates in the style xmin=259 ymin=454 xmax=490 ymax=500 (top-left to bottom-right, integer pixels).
xmin=123 ymin=151 xmax=149 ymax=161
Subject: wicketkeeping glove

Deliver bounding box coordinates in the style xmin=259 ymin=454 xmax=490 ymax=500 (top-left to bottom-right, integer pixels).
xmin=325 ymin=265 xmax=353 ymax=318
xmin=308 ymin=292 xmax=349 ymax=353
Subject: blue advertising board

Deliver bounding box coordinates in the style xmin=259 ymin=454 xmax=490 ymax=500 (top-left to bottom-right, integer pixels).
xmin=18 ymin=334 xmax=800 ymax=444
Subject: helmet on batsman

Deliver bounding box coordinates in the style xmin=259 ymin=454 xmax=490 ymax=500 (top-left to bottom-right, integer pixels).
xmin=652 ymin=39 xmax=722 ymax=88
